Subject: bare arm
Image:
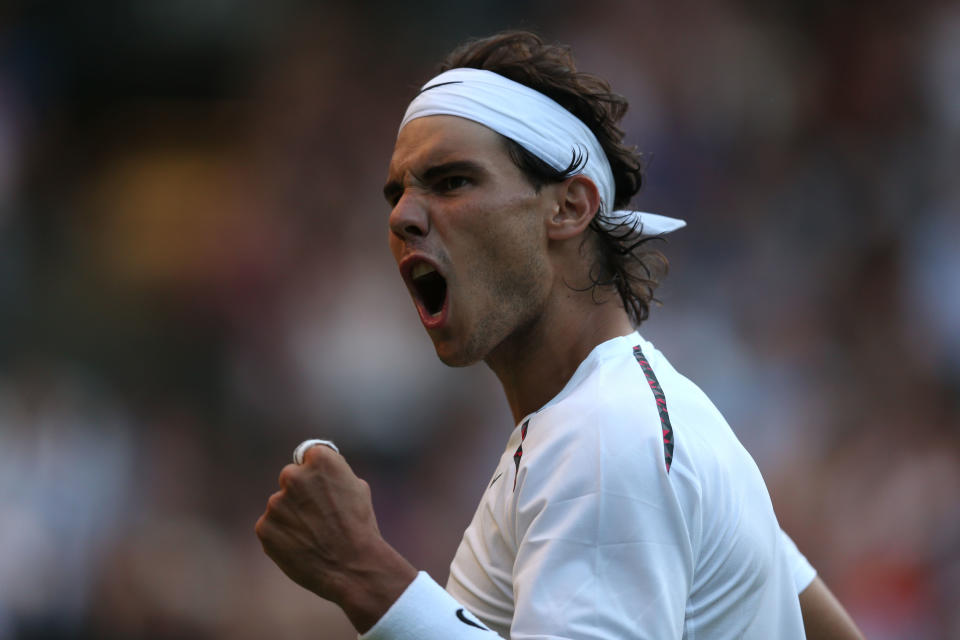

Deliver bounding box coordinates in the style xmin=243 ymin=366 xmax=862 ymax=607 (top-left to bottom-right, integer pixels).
xmin=799 ymin=576 xmax=865 ymax=640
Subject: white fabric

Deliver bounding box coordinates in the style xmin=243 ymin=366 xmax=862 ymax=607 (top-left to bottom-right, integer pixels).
xmin=446 ymin=332 xmax=808 ymax=639
xmin=362 ymin=332 xmax=814 ymax=639
xmin=292 ymin=438 xmax=339 ymax=464
xmin=362 ymin=572 xmax=497 ymax=640
xmin=400 ymin=68 xmax=686 ymax=237
xmin=781 ymin=529 xmax=818 ymax=594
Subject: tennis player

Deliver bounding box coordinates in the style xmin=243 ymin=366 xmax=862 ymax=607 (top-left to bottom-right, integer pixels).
xmin=256 ymin=32 xmax=863 ymax=639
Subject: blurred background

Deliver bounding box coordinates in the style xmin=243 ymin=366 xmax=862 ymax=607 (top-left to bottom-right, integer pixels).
xmin=0 ymin=0 xmax=958 ymax=638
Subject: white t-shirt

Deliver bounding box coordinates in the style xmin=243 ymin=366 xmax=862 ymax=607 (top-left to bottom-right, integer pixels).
xmin=364 ymin=332 xmax=814 ymax=639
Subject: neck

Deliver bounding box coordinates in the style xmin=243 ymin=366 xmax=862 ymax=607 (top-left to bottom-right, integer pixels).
xmin=484 ymin=293 xmax=634 ymax=425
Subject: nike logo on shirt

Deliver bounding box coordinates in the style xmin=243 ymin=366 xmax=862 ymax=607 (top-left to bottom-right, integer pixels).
xmin=489 ymin=472 xmax=503 ymax=488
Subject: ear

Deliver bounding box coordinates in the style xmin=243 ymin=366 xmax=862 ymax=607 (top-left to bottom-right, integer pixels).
xmin=546 ymin=174 xmax=601 ymax=241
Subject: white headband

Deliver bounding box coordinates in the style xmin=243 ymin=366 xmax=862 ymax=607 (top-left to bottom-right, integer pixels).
xmin=400 ymin=68 xmax=686 ymax=236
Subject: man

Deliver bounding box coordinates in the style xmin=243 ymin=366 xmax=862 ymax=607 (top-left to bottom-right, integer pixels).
xmin=256 ymin=32 xmax=863 ymax=639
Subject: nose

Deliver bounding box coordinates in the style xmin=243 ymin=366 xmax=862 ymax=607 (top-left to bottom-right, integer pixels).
xmin=388 ymin=190 xmax=430 ymax=240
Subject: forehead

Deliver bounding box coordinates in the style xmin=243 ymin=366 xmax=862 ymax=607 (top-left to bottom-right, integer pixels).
xmin=388 ymin=115 xmax=511 ymax=177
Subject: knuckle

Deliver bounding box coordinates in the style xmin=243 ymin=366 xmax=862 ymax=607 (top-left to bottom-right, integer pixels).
xmin=278 ymin=465 xmax=303 ymax=490
xmin=254 ymin=512 xmax=275 ymax=545
xmin=302 ymin=444 xmax=333 ymax=467
xmin=266 ymin=491 xmax=285 ymax=512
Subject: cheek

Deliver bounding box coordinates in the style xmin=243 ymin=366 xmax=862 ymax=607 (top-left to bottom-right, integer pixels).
xmin=470 ymin=208 xmax=549 ymax=290
xmin=472 ymin=186 xmax=545 ymax=235
xmin=487 ymin=197 xmax=548 ymax=259
xmin=439 ymin=186 xmax=548 ymax=274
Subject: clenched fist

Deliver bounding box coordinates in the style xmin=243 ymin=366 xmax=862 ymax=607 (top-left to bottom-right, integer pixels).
xmin=255 ymin=443 xmax=417 ymax=632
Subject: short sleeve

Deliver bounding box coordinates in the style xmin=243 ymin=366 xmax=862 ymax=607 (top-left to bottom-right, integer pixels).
xmin=779 ymin=529 xmax=817 ymax=593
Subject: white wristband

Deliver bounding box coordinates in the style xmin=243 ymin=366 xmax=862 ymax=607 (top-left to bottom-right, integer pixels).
xmin=292 ymin=439 xmax=339 ymax=464
xmin=360 ymin=572 xmax=499 ymax=640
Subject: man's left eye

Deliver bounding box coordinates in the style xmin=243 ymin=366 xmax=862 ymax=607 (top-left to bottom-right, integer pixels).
xmin=438 ymin=176 xmax=469 ymax=191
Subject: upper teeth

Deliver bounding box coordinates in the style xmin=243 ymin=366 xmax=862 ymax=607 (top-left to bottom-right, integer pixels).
xmin=412 ymin=263 xmax=436 ymax=279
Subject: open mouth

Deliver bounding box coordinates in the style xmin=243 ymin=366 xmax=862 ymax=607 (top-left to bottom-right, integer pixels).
xmin=411 ymin=262 xmax=447 ymax=317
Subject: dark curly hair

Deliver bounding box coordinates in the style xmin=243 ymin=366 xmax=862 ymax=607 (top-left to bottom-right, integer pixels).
xmin=439 ymin=31 xmax=669 ymax=326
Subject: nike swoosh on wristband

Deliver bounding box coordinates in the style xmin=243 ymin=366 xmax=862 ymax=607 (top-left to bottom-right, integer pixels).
xmin=456 ymin=608 xmax=487 ymax=630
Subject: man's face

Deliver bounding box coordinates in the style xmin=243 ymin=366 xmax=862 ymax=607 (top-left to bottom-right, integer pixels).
xmin=384 ymin=115 xmax=555 ymax=366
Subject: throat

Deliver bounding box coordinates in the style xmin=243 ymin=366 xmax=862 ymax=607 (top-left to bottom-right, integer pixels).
xmin=486 ymin=306 xmax=635 ymax=424
xmin=484 ymin=319 xmax=568 ymax=424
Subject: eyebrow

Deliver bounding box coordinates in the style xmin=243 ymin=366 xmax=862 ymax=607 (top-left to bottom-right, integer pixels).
xmin=383 ymin=160 xmax=486 ymax=204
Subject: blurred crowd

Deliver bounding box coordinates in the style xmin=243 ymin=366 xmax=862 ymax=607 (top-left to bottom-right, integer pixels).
xmin=0 ymin=1 xmax=957 ymax=638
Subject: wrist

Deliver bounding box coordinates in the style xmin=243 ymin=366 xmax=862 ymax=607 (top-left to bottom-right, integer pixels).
xmin=336 ymin=541 xmax=418 ymax=633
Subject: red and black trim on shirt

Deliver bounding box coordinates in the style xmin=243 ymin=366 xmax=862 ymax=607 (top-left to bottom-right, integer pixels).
xmin=633 ymin=345 xmax=674 ymax=473
xmin=512 ymin=419 xmax=529 ymax=491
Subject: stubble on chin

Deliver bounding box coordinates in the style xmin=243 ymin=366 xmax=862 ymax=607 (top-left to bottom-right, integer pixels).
xmin=456 ymin=281 xmax=546 ymax=370
xmin=429 ymin=301 xmax=522 ymax=369
xmin=433 ymin=341 xmax=478 ymax=368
